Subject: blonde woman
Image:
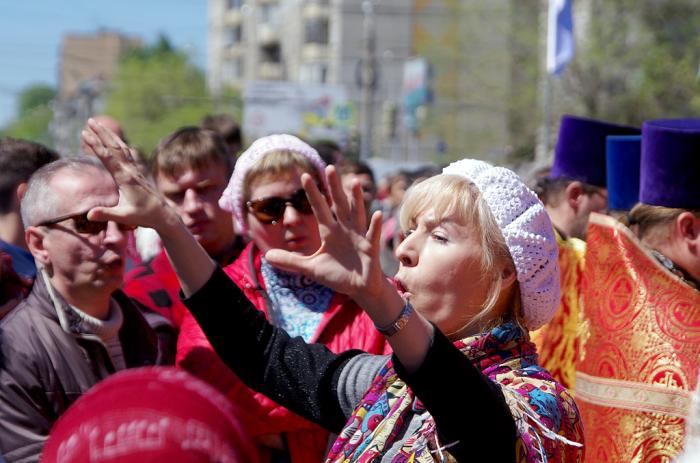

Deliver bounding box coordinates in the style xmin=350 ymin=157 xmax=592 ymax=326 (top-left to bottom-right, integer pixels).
xmin=82 ymin=120 xmax=583 ymax=463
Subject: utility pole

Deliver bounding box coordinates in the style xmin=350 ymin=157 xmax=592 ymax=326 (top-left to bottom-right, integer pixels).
xmin=359 ymin=0 xmax=377 ymax=160
xmin=536 ymin=0 xmax=552 ymax=164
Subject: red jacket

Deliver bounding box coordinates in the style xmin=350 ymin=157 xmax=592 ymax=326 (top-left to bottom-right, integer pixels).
xmin=123 ymin=249 xmax=189 ymax=330
xmin=177 ymin=242 xmax=390 ymax=463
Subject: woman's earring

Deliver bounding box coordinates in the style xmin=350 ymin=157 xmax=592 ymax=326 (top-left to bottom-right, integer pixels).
xmin=271 ymin=220 xmax=277 ymax=226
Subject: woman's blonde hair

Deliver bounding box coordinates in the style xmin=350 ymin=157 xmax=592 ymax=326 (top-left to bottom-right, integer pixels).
xmin=243 ymin=150 xmax=325 ymax=202
xmin=399 ymin=174 xmax=521 ymax=333
xmin=628 ymin=203 xmax=700 ymax=245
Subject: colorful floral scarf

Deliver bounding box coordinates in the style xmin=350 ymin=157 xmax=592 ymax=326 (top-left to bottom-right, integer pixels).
xmin=325 ymin=321 xmax=584 ymax=463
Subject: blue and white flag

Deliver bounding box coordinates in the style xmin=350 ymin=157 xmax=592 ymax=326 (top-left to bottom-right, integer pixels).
xmin=547 ymin=0 xmax=575 ymax=75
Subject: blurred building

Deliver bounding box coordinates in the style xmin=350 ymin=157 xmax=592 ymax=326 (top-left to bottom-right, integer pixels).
xmin=208 ymin=0 xmax=540 ymax=165
xmin=209 ymin=0 xmax=411 ymax=156
xmin=52 ymin=31 xmax=141 ymax=155
xmin=59 ymin=31 xmax=141 ymax=99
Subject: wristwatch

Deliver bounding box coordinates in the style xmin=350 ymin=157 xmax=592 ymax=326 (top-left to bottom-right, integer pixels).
xmin=375 ymin=300 xmax=414 ymax=337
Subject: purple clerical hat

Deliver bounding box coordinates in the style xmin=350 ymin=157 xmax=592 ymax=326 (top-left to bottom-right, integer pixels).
xmin=550 ymin=115 xmax=640 ymax=187
xmin=640 ymin=119 xmax=700 ymax=209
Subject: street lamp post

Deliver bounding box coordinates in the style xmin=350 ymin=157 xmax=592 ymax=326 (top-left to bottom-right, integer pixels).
xmin=359 ymin=0 xmax=377 ymax=160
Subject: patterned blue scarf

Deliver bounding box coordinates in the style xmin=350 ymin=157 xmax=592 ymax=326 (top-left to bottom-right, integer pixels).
xmin=260 ymin=258 xmax=334 ymax=341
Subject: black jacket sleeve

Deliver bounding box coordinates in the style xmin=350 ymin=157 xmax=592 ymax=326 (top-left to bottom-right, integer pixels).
xmin=181 ymin=266 xmax=361 ymax=433
xmin=392 ymin=328 xmax=517 ymax=462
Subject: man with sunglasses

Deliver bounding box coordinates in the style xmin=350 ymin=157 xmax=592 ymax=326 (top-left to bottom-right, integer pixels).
xmin=123 ymin=127 xmax=245 ymax=331
xmin=0 ymin=156 xmax=171 ymax=461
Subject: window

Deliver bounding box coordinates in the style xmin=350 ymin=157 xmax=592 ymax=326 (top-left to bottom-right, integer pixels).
xmin=227 ymin=0 xmax=243 ymax=9
xmin=304 ymin=18 xmax=329 ymax=44
xmin=223 ymin=58 xmax=245 ymax=80
xmin=224 ymin=25 xmax=243 ymax=46
xmin=300 ymin=63 xmax=328 ymax=83
xmin=260 ymin=43 xmax=281 ymax=63
xmin=258 ymin=4 xmax=280 ymax=24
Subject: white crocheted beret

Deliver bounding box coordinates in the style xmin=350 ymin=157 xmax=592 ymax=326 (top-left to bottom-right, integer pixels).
xmin=219 ymin=134 xmax=327 ymax=234
xmin=442 ymin=159 xmax=560 ymax=330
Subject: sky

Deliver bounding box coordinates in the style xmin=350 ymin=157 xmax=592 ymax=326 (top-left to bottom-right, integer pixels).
xmin=0 ymin=0 xmax=208 ymax=126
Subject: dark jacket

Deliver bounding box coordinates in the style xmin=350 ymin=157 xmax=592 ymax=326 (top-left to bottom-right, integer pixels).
xmin=184 ymin=267 xmax=519 ymax=463
xmin=0 ymin=275 xmax=171 ymax=462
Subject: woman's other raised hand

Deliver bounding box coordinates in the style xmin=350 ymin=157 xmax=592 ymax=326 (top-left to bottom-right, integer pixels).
xmin=265 ymin=165 xmax=388 ymax=308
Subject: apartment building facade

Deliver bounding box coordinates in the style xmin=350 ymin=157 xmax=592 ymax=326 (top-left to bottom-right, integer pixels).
xmin=208 ymin=0 xmax=541 ymax=164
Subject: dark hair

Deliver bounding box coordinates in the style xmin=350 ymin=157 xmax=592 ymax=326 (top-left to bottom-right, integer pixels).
xmin=200 ymin=114 xmax=241 ymax=153
xmin=534 ymin=177 xmax=602 ymax=206
xmin=311 ymin=140 xmax=342 ymax=166
xmin=152 ymin=127 xmax=234 ymax=179
xmin=0 ymin=138 xmax=59 ymax=213
xmin=339 ymin=161 xmax=375 ymax=183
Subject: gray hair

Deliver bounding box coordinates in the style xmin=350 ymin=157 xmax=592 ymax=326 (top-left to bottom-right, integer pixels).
xmin=21 ymin=156 xmax=108 ymax=228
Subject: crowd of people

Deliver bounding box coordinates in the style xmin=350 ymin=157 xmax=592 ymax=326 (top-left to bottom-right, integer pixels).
xmin=0 ymin=110 xmax=697 ymax=463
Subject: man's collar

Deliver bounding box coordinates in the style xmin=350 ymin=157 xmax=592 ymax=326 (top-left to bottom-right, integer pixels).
xmin=650 ymin=249 xmax=699 ymax=290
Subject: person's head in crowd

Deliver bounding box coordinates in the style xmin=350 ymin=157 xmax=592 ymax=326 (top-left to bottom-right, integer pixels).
xmin=396 ymin=159 xmax=560 ymax=335
xmin=628 ymin=119 xmax=700 ymax=284
xmin=42 ymin=367 xmax=260 ymax=463
xmin=22 ymin=156 xmax=134 ymax=315
xmin=606 ymin=135 xmax=641 ymax=221
xmin=0 ymin=138 xmax=59 ymax=253
xmin=537 ymin=115 xmax=640 ymax=240
xmin=153 ymin=127 xmax=237 ymax=260
xmin=311 ymin=139 xmax=345 ymax=167
xmin=386 ymin=171 xmax=409 ymax=212
xmin=201 ymin=114 xmax=242 ymax=158
xmin=410 ymin=165 xmax=441 ymax=184
xmin=339 ymin=161 xmax=377 ymax=219
xmin=220 ymin=134 xmax=327 ymax=257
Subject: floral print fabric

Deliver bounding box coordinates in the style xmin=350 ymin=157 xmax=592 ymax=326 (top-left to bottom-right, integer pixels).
xmin=326 ymin=321 xmax=584 ymax=463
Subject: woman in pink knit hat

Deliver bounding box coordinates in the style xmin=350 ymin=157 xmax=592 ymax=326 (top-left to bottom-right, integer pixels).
xmin=83 ymin=121 xmax=583 ymax=463
xmin=176 ymin=134 xmax=388 ymax=463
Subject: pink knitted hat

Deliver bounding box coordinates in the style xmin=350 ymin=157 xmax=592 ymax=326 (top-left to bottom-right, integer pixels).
xmin=442 ymin=159 xmax=561 ymax=330
xmin=219 ymin=134 xmax=327 ymax=234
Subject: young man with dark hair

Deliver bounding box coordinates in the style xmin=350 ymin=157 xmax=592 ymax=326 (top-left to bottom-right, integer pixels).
xmin=123 ymin=127 xmax=244 ymax=329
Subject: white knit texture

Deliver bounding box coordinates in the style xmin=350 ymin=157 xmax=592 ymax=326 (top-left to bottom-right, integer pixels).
xmin=442 ymin=159 xmax=560 ymax=330
xmin=218 ymin=134 xmax=327 ymax=234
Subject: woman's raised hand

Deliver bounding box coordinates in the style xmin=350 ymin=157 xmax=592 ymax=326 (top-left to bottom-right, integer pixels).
xmin=82 ymin=118 xmax=215 ymax=295
xmin=265 ymin=166 xmax=388 ymax=305
xmin=81 ymin=118 xmax=180 ymax=233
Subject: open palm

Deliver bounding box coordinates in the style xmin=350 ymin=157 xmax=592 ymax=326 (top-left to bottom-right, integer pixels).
xmin=265 ymin=166 xmax=385 ymax=303
xmin=81 ymin=119 xmax=174 ymax=230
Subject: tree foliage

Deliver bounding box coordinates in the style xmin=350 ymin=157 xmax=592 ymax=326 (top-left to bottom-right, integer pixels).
xmin=104 ymin=35 xmax=241 ymax=156
xmin=558 ymin=0 xmax=700 ymax=125
xmin=0 ymin=84 xmax=56 ymax=146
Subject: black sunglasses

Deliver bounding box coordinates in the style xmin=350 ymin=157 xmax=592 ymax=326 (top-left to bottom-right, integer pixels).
xmin=246 ymin=188 xmax=313 ymax=224
xmin=37 ymin=211 xmax=136 ymax=235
